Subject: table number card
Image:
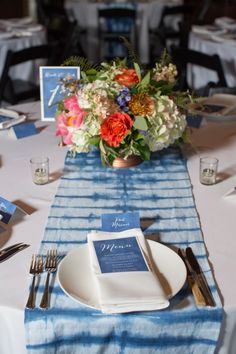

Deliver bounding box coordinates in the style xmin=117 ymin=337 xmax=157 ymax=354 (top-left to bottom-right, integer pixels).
xmin=93 ymin=236 xmax=149 ymax=273
xmin=101 ymin=212 xmax=140 ymax=232
xmin=39 ymin=66 xmax=80 ymax=121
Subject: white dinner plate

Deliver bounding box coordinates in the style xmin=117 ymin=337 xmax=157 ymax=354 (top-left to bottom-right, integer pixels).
xmin=57 ymin=240 xmax=187 ymax=310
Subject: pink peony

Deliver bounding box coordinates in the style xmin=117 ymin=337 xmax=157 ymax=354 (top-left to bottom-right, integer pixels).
xmin=64 ymin=95 xmax=80 ymax=112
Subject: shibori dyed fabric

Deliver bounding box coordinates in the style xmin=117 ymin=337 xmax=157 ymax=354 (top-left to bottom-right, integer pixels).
xmin=24 ymin=147 xmax=223 ymax=354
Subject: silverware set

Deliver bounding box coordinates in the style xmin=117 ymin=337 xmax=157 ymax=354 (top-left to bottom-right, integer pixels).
xmin=26 ymin=249 xmax=58 ymax=310
xmin=178 ymin=247 xmax=215 ymax=307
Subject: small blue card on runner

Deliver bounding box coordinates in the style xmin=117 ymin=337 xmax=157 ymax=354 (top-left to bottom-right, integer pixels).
xmin=93 ymin=236 xmax=149 ymax=273
xmin=101 ymin=212 xmax=140 ymax=232
xmin=10 ymin=122 xmax=37 ymax=139
xmin=40 ymin=66 xmax=80 ymax=121
xmin=0 ymin=196 xmax=17 ymax=224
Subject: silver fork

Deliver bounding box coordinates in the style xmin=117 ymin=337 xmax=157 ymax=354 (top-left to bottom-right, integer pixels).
xmin=26 ymin=254 xmax=43 ymax=309
xmin=39 ymin=249 xmax=57 ymax=309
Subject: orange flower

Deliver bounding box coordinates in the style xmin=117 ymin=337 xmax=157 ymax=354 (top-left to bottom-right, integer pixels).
xmin=129 ymin=93 xmax=154 ymax=116
xmin=100 ymin=112 xmax=133 ymax=147
xmin=114 ymin=68 xmax=139 ymax=87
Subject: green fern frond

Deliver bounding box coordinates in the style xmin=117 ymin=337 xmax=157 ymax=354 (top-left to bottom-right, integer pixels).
xmin=120 ymin=37 xmax=142 ymax=67
xmin=62 ymin=56 xmax=100 ymax=72
xmin=159 ymin=49 xmax=172 ymax=67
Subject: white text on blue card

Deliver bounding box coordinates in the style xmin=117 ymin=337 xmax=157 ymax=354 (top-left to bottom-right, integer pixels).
xmin=40 ymin=66 xmax=80 ymax=121
xmin=93 ymin=236 xmax=148 ymax=273
xmin=101 ymin=212 xmax=140 ymax=232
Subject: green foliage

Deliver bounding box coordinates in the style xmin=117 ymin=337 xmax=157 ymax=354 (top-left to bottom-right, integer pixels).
xmin=120 ymin=36 xmax=142 ymax=67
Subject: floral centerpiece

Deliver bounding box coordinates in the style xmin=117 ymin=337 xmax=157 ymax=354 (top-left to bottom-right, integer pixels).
xmin=55 ymin=54 xmax=190 ymax=166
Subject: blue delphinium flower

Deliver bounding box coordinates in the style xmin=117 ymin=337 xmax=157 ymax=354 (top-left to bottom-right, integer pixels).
xmin=116 ymin=87 xmax=131 ymax=112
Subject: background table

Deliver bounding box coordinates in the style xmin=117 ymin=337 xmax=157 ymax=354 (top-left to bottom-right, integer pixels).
xmin=65 ymin=0 xmax=182 ymax=64
xmin=0 ymin=22 xmax=46 ymax=83
xmin=188 ymin=31 xmax=236 ymax=89
xmin=0 ymin=101 xmax=236 ymax=353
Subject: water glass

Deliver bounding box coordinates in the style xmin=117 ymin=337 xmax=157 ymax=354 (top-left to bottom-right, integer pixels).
xmin=30 ymin=157 xmax=49 ymax=185
xmin=199 ymin=157 xmax=218 ymax=185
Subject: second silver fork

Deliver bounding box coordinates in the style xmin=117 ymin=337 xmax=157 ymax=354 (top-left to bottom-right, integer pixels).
xmin=39 ymin=249 xmax=57 ymax=309
xmin=26 ymin=254 xmax=43 ymax=309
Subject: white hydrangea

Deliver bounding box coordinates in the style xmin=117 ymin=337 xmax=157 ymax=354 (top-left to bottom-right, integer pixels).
xmin=146 ymin=95 xmax=186 ymax=152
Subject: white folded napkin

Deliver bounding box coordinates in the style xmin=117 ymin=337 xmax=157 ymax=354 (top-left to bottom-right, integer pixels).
xmin=87 ymin=228 xmax=169 ymax=314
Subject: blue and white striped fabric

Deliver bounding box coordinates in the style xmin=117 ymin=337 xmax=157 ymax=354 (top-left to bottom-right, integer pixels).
xmin=24 ymin=147 xmax=223 ymax=354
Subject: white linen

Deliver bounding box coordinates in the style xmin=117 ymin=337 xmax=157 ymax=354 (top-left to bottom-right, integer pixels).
xmin=0 ymin=28 xmax=46 ymax=82
xmin=0 ymin=101 xmax=236 ymax=353
xmin=87 ymin=229 xmax=169 ymax=314
xmin=188 ymin=31 xmax=236 ymax=89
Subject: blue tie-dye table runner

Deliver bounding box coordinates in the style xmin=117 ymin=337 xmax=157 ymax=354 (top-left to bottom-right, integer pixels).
xmin=25 ymin=147 xmax=223 ymax=353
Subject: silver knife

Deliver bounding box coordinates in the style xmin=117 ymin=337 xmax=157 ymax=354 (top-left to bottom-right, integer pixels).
xmin=185 ymin=247 xmax=216 ymax=307
xmin=0 ymin=243 xmax=30 ymax=263
xmin=0 ymin=243 xmax=24 ymax=256
xmin=178 ymin=249 xmax=206 ymax=306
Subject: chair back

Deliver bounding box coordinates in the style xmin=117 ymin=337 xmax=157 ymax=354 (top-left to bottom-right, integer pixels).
xmin=0 ymin=44 xmax=53 ymax=105
xmin=98 ymin=7 xmax=137 ymax=61
xmin=171 ymin=47 xmax=227 ymax=94
xmin=149 ymin=5 xmax=192 ymax=65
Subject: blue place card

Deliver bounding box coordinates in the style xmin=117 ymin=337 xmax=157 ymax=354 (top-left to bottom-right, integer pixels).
xmin=93 ymin=236 xmax=149 ymax=273
xmin=0 ymin=197 xmax=17 ymax=224
xmin=101 ymin=212 xmax=140 ymax=232
xmin=11 ymin=122 xmax=37 ymax=139
xmin=39 ymin=66 xmax=80 ymax=121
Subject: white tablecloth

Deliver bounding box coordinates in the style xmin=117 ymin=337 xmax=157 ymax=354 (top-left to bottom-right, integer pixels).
xmin=188 ymin=31 xmax=236 ymax=89
xmin=0 ymin=29 xmax=46 ymax=82
xmin=65 ymin=0 xmax=182 ymax=64
xmin=0 ymin=101 xmax=236 ymax=353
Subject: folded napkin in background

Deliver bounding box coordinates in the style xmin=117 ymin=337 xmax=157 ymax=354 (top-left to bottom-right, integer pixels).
xmin=87 ymin=228 xmax=169 ymax=314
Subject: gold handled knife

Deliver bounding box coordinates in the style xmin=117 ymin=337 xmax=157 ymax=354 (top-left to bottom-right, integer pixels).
xmin=185 ymin=247 xmax=216 ymax=307
xmin=178 ymin=248 xmax=206 ymax=306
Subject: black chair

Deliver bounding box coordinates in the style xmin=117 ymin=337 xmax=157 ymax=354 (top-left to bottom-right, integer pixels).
xmin=98 ymin=7 xmax=137 ymax=61
xmin=0 ymin=44 xmax=53 ymax=105
xmin=149 ymin=5 xmax=192 ymax=65
xmin=170 ymin=47 xmax=227 ymax=96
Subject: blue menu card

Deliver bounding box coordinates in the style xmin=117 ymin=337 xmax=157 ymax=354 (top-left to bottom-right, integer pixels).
xmin=101 ymin=212 xmax=140 ymax=232
xmin=0 ymin=197 xmax=17 ymax=224
xmin=93 ymin=236 xmax=149 ymax=273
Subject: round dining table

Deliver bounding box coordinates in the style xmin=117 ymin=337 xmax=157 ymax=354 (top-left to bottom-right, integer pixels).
xmin=0 ymin=19 xmax=46 ymax=82
xmin=188 ymin=30 xmax=236 ymax=90
xmin=0 ymin=100 xmax=236 ymax=353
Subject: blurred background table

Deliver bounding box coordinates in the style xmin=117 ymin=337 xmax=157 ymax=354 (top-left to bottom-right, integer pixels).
xmin=188 ymin=31 xmax=236 ymax=90
xmin=65 ymin=0 xmax=183 ymax=64
xmin=0 ymin=19 xmax=46 ymax=82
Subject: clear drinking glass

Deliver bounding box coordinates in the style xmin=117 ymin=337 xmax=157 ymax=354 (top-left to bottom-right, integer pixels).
xmin=199 ymin=157 xmax=218 ymax=185
xmin=30 ymin=157 xmax=49 ymax=185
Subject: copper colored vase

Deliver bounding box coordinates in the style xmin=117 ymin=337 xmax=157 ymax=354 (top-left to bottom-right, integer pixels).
xmin=112 ymin=155 xmax=143 ymax=168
